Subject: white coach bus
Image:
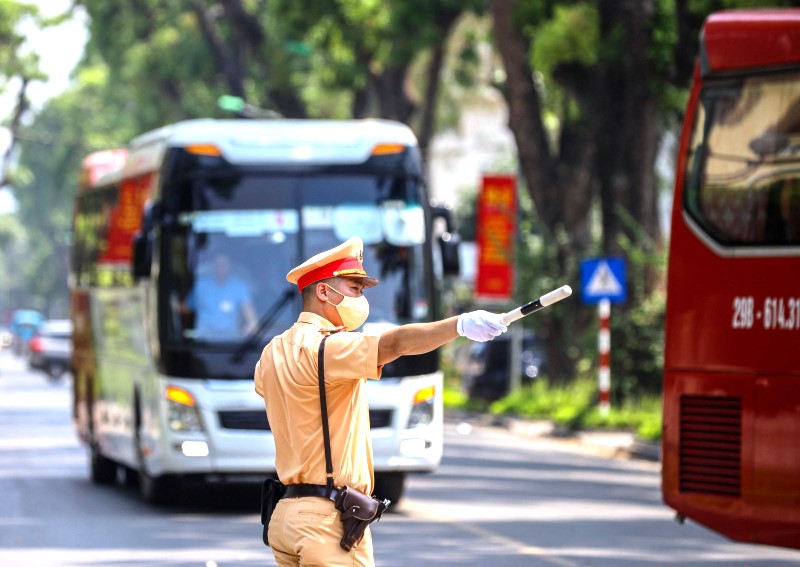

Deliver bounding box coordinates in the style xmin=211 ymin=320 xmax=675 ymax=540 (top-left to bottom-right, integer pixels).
xmin=70 ymin=119 xmax=460 ymax=504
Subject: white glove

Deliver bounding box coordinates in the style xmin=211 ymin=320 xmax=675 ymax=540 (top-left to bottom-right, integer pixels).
xmin=457 ymin=310 xmax=508 ymax=342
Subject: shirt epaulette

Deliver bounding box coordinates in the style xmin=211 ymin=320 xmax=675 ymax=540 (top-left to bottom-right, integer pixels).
xmin=319 ymin=326 xmax=347 ymax=336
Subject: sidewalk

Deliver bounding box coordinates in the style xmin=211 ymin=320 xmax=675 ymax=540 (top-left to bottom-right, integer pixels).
xmin=444 ymin=409 xmax=661 ymax=462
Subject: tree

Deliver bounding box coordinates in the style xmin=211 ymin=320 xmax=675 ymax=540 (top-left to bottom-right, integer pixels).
xmin=486 ymin=0 xmax=797 ymax=384
xmin=488 ymin=0 xmax=601 ymax=381
xmin=11 ymin=67 xmax=133 ymax=317
xmin=75 ymin=0 xmax=484 ymax=160
xmin=0 ymin=0 xmax=44 ymax=188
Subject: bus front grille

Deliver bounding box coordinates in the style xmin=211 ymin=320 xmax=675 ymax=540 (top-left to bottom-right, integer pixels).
xmin=218 ymin=410 xmax=270 ymax=431
xmin=369 ymin=409 xmax=393 ymax=429
xmin=679 ymin=395 xmax=742 ymax=497
xmin=217 ymin=409 xmax=394 ymax=430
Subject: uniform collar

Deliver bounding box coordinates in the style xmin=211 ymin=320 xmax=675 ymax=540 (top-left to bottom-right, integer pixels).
xmin=297 ymin=312 xmax=346 ymax=335
xmin=297 ymin=312 xmax=333 ymax=328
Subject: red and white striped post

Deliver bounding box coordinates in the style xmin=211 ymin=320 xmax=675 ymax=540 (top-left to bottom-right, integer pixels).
xmin=598 ymin=298 xmax=611 ymax=415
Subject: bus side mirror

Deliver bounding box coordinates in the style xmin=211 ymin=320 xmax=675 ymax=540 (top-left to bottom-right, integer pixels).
xmin=431 ymin=203 xmax=461 ymax=277
xmin=132 ymin=202 xmax=160 ymax=280
xmin=438 ymin=232 xmax=461 ymax=277
xmin=132 ymin=232 xmax=152 ymax=279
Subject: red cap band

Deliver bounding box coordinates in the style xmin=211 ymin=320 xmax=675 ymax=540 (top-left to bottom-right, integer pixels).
xmin=296 ymin=257 xmax=367 ymax=291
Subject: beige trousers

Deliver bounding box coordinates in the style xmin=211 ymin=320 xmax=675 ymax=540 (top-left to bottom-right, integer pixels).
xmin=268 ymin=496 xmax=374 ymax=567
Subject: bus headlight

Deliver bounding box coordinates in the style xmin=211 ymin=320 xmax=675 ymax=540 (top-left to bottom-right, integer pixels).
xmin=166 ymin=386 xmax=204 ymax=433
xmin=407 ymin=386 xmax=435 ymax=428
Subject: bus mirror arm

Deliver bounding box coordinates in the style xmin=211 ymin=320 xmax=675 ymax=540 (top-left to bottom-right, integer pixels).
xmin=132 ymin=232 xmax=152 ymax=280
xmin=132 ymin=202 xmax=161 ymax=280
xmin=430 ymin=202 xmax=455 ymax=233
xmin=438 ymin=232 xmax=461 ymax=277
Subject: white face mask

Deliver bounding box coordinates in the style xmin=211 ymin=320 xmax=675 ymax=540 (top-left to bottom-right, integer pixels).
xmin=324 ymin=284 xmax=369 ymax=331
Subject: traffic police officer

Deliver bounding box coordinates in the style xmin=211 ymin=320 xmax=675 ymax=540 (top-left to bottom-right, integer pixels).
xmin=254 ymin=236 xmax=507 ymax=566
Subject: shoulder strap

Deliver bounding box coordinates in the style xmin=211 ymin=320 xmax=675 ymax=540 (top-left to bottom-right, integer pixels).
xmin=317 ymin=336 xmax=335 ymax=497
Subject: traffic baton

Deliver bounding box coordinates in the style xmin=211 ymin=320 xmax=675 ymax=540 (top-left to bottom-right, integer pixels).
xmin=500 ymin=285 xmax=573 ymax=326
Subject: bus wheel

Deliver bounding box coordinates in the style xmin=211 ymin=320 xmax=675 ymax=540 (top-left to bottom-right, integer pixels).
xmin=138 ymin=469 xmax=179 ymax=505
xmin=121 ymin=466 xmax=139 ymax=487
xmin=373 ymin=472 xmax=406 ymax=506
xmin=90 ymin=444 xmax=117 ymax=485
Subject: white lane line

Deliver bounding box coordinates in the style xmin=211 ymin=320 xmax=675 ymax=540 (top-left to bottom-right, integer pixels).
xmin=401 ymin=499 xmax=580 ymax=567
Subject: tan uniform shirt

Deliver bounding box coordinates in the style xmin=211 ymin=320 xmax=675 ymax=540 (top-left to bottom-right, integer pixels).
xmin=254 ymin=312 xmax=382 ymax=494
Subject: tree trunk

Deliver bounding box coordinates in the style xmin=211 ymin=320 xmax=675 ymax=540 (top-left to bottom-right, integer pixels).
xmin=489 ymin=0 xmax=596 ymax=382
xmin=595 ymin=0 xmax=662 ymax=300
xmin=1 ymin=78 xmax=29 ymax=188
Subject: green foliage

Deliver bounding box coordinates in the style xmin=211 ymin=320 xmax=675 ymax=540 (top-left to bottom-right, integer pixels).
xmin=490 ymin=377 xmax=595 ymax=426
xmin=650 ymin=0 xmax=678 ymax=83
xmin=0 ymin=0 xmax=43 ymax=82
xmin=8 ymin=0 xmax=787 ymax=395
xmin=531 ymin=3 xmax=599 ymax=77
xmin=0 ymin=213 xmax=27 ymax=314
xmin=488 ymin=377 xmax=663 ymax=441
xmin=608 ymin=209 xmax=668 ymax=397
xmin=8 ymin=73 xmax=138 ymax=317
xmin=443 ymin=386 xmax=469 ymax=409
xmin=581 ymin=393 xmax=663 ymax=440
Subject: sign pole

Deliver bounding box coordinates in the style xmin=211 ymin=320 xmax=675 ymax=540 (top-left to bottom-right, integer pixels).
xmin=598 ymin=298 xmax=611 ymax=415
xmin=581 ymin=257 xmax=626 ymax=416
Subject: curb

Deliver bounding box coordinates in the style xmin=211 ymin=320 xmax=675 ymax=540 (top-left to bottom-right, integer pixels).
xmin=445 ymin=410 xmax=661 ymax=462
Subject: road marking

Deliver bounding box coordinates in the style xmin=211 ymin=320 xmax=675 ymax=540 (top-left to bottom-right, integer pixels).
xmin=402 ymin=500 xmax=580 ymax=567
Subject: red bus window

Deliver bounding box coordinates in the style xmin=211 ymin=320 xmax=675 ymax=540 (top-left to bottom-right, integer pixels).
xmin=684 ymin=71 xmax=800 ymax=247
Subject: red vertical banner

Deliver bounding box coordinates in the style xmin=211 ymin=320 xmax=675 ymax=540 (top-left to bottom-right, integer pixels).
xmin=101 ymin=173 xmax=153 ymax=263
xmin=475 ymin=174 xmax=517 ymax=301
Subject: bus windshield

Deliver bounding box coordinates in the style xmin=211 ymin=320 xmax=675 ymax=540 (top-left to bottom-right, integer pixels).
xmin=166 ymin=172 xmax=430 ymax=344
xmin=684 ymin=70 xmax=800 ymax=246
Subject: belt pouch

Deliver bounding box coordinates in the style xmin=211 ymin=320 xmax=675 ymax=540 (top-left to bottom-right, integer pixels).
xmin=334 ymin=486 xmax=390 ymax=551
xmin=260 ymin=478 xmax=286 ymax=547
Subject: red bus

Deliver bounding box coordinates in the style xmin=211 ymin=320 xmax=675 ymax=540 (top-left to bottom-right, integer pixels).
xmin=662 ymin=10 xmax=800 ymax=550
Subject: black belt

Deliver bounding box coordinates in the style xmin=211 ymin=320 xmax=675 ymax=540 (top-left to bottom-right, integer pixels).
xmin=284 ymin=483 xmax=342 ymax=502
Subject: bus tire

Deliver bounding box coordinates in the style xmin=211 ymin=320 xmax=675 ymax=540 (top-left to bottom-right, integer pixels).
xmin=138 ymin=469 xmax=179 ymax=506
xmin=90 ymin=444 xmax=117 ymax=485
xmin=373 ymin=472 xmax=406 ymax=506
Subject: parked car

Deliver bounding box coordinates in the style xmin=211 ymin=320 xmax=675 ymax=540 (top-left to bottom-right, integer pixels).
xmin=0 ymin=327 xmax=12 ymax=349
xmin=28 ymin=319 xmax=73 ymax=379
xmin=460 ymin=331 xmax=546 ymax=403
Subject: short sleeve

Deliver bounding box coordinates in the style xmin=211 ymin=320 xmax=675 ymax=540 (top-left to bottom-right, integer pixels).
xmin=323 ymin=332 xmax=381 ymax=381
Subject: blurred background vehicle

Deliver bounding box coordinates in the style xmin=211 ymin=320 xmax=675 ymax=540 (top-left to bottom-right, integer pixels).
xmin=9 ymin=309 xmax=45 ymax=356
xmin=460 ymin=330 xmax=546 ymax=403
xmin=0 ymin=327 xmax=12 ymax=349
xmin=28 ymin=319 xmax=73 ymax=380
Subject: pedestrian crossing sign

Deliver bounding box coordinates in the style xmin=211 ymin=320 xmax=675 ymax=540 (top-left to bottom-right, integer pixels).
xmin=580 ymin=257 xmax=627 ymax=304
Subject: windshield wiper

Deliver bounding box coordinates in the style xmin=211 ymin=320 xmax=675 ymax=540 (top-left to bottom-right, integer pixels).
xmin=232 ymin=288 xmax=295 ymax=362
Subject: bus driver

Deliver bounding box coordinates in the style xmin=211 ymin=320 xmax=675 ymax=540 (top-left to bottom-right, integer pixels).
xmin=183 ymin=252 xmax=258 ymax=340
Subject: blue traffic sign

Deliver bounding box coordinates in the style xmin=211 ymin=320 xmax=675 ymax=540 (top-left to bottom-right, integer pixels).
xmin=580 ymin=257 xmax=627 ymax=304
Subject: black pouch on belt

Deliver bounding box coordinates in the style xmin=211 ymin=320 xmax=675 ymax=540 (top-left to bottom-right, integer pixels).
xmin=334 ymin=486 xmax=390 ymax=551
xmin=260 ymin=478 xmax=286 ymax=547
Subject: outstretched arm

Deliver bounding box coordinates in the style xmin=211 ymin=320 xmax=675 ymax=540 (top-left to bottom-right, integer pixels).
xmin=377 ymin=311 xmax=508 ymax=366
xmin=377 ymin=317 xmax=459 ymax=366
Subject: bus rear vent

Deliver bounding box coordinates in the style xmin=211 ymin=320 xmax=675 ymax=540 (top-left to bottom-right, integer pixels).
xmin=679 ymin=395 xmax=742 ymax=497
